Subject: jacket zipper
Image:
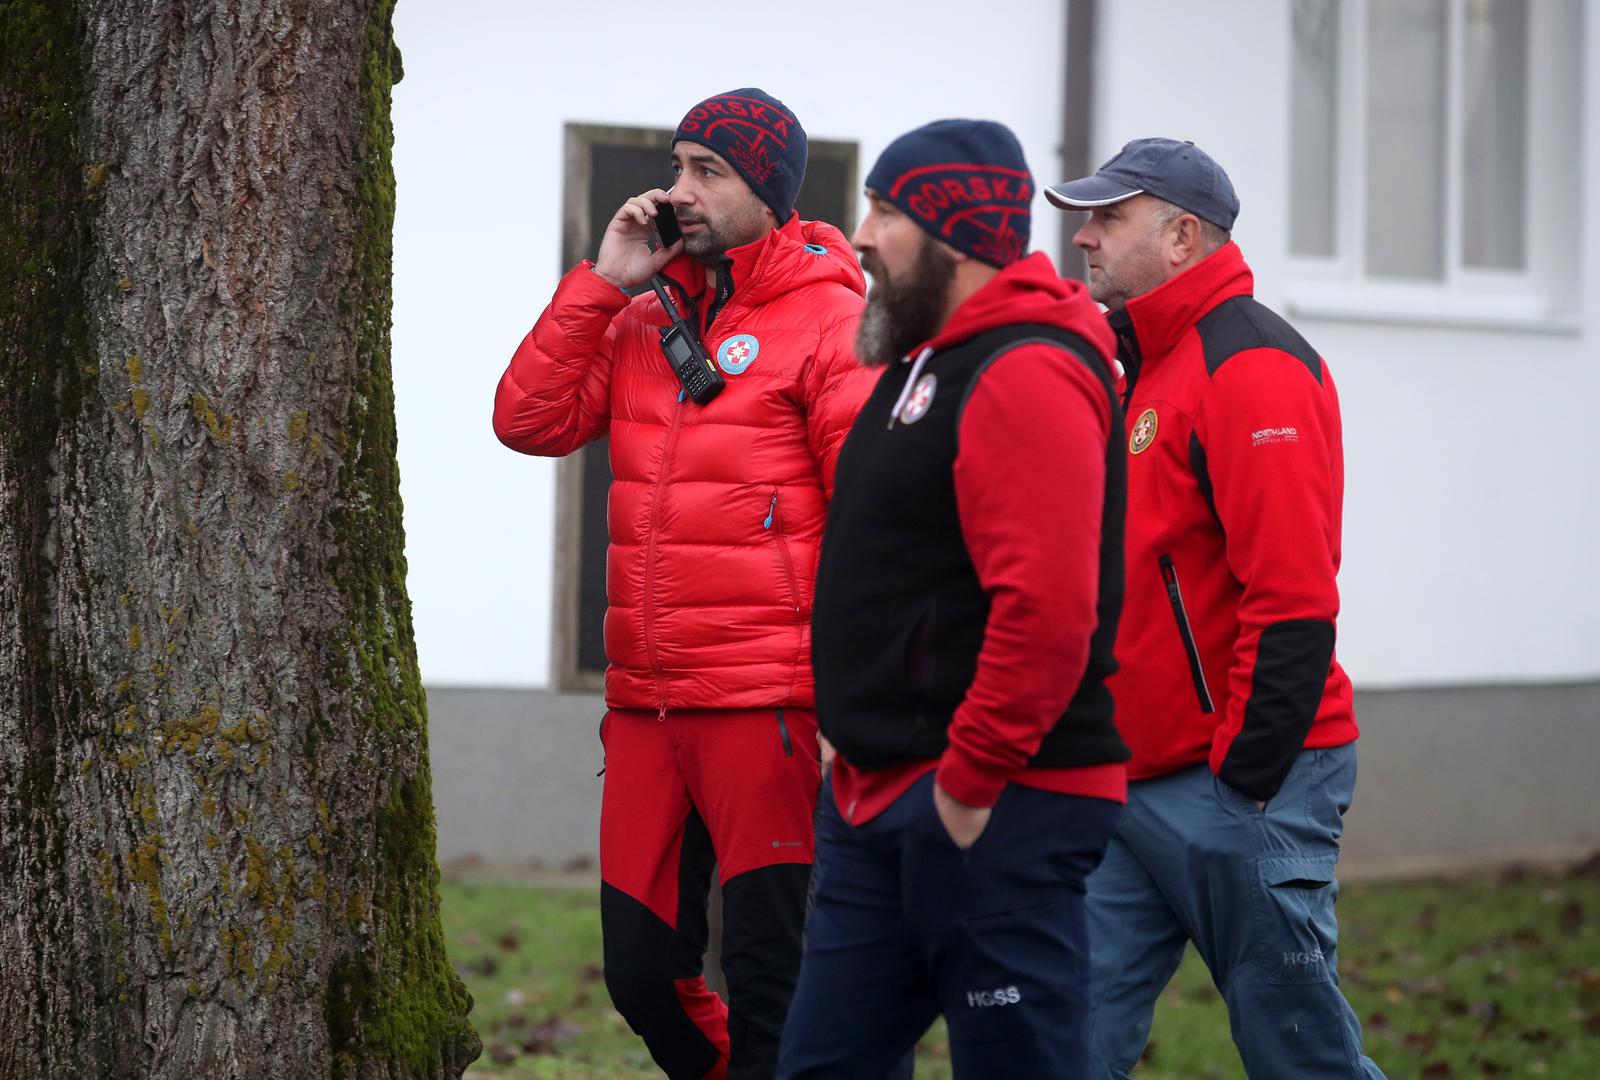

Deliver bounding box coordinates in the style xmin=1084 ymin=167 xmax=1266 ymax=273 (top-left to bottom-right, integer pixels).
xmin=645 ymin=399 xmax=689 ymax=720
xmin=1158 ymin=554 xmax=1216 ymax=714
xmin=765 ymin=492 xmax=801 ymax=614
xmin=1110 ymin=309 xmax=1141 ymax=409
xmin=775 ymin=708 xmax=794 ymax=757
xmin=704 ymin=258 xmax=734 ymax=335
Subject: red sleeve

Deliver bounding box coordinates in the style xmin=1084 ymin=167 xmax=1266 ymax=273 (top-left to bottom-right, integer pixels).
xmin=800 ymin=307 xmax=877 ymax=500
xmin=1198 ymin=349 xmax=1342 ymax=800
xmin=935 ymin=344 xmax=1111 ymax=807
xmin=492 ymin=261 xmax=631 ymax=456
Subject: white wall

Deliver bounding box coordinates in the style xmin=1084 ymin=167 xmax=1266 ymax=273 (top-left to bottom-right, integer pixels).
xmin=1094 ymin=1 xmax=1600 ymax=687
xmin=390 ymin=0 xmax=1070 ymax=687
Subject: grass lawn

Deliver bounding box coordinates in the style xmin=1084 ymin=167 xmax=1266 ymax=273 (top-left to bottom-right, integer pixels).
xmin=444 ymin=858 xmax=1600 ymax=1079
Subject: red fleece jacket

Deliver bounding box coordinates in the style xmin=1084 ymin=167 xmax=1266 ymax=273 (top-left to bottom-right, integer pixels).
xmin=1108 ymin=242 xmax=1357 ymax=801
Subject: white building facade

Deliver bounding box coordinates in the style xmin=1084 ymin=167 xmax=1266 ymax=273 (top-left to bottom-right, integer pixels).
xmin=391 ymin=0 xmax=1599 ymax=869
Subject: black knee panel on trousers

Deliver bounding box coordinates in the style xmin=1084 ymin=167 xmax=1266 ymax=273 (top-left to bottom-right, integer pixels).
xmin=602 ymin=806 xmax=721 ymax=1080
xmin=721 ymin=862 xmax=813 ymax=1079
xmin=601 ymin=883 xmax=721 ymax=1079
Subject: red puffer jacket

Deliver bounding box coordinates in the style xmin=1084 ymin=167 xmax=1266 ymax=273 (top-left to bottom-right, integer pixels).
xmin=493 ymin=214 xmax=873 ymax=712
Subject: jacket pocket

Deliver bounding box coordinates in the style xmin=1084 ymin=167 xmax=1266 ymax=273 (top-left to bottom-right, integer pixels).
xmin=764 ymin=491 xmax=801 ymax=615
xmin=1158 ymin=554 xmax=1216 ymax=714
xmin=774 ymin=708 xmax=795 ymax=756
xmin=1211 ymin=771 xmax=1263 ymax=816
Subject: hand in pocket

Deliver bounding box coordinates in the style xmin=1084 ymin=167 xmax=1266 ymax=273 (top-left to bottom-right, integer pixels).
xmin=934 ymin=781 xmax=992 ymax=850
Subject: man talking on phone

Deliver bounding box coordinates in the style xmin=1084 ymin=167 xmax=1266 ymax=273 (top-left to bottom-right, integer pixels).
xmin=493 ymin=88 xmax=873 ymax=1080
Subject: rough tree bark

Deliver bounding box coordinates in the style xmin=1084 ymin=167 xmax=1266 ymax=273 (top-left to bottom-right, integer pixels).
xmin=0 ymin=2 xmax=480 ymax=1077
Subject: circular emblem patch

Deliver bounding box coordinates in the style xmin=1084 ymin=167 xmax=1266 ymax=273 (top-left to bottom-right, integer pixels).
xmin=717 ymin=334 xmax=760 ymax=375
xmin=899 ymin=374 xmax=938 ymax=424
xmin=1129 ymin=408 xmax=1158 ymax=454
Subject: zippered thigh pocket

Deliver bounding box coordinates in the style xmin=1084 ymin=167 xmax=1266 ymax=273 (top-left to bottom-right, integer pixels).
xmin=775 ymin=708 xmax=794 ymax=757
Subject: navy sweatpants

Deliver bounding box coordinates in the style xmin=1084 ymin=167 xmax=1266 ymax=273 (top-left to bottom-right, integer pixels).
xmin=777 ymin=772 xmax=1121 ymax=1079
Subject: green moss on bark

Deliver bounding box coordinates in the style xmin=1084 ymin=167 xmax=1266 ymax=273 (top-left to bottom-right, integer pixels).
xmin=322 ymin=2 xmax=478 ymax=1075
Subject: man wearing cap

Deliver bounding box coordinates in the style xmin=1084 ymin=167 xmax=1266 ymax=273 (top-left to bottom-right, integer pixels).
xmin=1047 ymin=139 xmax=1386 ymax=1078
xmin=493 ymin=89 xmax=874 ymax=1080
xmin=776 ymin=119 xmax=1129 ymax=1079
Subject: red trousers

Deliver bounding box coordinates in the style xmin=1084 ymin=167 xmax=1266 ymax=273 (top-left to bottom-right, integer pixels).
xmin=599 ymin=707 xmax=821 ymax=1080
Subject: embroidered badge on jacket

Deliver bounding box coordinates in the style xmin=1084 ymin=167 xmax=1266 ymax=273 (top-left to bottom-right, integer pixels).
xmin=717 ymin=334 xmax=760 ymax=375
xmin=899 ymin=373 xmax=938 ymax=424
xmin=1130 ymin=407 xmax=1158 ymax=454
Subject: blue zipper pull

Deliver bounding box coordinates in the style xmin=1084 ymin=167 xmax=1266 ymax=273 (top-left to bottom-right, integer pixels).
xmin=764 ymin=493 xmax=777 ymax=530
xmin=677 ymin=388 xmax=686 ymax=403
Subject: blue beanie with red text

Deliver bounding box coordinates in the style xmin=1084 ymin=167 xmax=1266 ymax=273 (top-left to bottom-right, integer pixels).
xmin=865 ymin=119 xmax=1033 ymax=268
xmin=674 ymin=88 xmax=807 ymax=221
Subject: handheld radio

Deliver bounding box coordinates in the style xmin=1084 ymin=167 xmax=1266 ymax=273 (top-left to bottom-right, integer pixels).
xmin=650 ymin=276 xmax=724 ymax=405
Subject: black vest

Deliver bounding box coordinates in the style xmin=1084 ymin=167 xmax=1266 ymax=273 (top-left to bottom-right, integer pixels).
xmin=812 ymin=323 xmax=1129 ymax=770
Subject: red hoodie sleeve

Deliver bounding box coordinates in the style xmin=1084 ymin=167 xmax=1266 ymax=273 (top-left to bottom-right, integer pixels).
xmin=1197 ymin=348 xmax=1342 ymax=801
xmin=935 ymin=344 xmax=1111 ymax=807
xmin=800 ymin=307 xmax=877 ymax=500
xmin=492 ymin=262 xmax=631 ymax=456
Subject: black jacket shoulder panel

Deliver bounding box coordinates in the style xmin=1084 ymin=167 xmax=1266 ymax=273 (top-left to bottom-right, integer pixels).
xmin=951 ymin=325 xmax=1109 ymax=448
xmin=1196 ymin=296 xmax=1323 ymax=384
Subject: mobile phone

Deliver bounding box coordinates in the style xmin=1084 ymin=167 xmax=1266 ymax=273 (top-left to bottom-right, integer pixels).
xmin=653 ymin=201 xmax=682 ymax=249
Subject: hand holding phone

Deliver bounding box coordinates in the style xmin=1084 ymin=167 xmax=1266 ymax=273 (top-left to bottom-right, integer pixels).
xmin=594 ymin=189 xmax=681 ymax=289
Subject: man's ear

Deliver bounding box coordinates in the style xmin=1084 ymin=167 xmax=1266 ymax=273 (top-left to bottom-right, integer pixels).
xmin=944 ymin=244 xmax=973 ymax=266
xmin=1169 ymin=214 xmax=1204 ymax=267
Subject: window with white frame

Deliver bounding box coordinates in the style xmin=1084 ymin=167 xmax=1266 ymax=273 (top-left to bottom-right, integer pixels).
xmin=1286 ymin=0 xmax=1584 ymax=330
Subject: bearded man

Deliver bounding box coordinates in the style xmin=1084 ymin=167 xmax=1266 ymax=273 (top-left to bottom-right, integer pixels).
xmin=776 ymin=119 xmax=1130 ymax=1080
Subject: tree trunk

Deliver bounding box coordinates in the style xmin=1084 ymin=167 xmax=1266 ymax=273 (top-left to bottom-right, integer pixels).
xmin=0 ymin=2 xmax=480 ymax=1077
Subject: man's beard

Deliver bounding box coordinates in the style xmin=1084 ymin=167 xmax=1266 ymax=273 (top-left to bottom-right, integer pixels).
xmin=1087 ymin=230 xmax=1170 ymax=310
xmin=681 ymin=217 xmax=735 ymax=261
xmin=1087 ymin=260 xmax=1156 ymax=311
xmin=855 ymin=237 xmax=956 ymax=366
xmin=680 ymin=207 xmax=765 ymax=264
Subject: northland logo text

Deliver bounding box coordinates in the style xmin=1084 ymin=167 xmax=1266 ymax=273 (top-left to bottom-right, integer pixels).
xmin=1251 ymin=426 xmax=1299 ymax=446
xmin=966 ymin=985 xmax=1022 ymax=1008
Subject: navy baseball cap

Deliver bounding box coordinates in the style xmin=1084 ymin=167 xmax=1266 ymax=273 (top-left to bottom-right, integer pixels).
xmin=1045 ymin=137 xmax=1239 ymax=231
